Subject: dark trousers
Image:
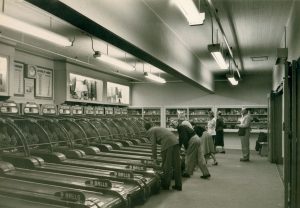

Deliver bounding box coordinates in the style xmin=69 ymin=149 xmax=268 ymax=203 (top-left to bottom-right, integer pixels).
xmin=161 ymin=144 xmax=182 ymax=188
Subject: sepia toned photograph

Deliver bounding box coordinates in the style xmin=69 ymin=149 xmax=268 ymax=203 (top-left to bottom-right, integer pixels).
xmin=0 ymin=0 xmax=299 ymax=208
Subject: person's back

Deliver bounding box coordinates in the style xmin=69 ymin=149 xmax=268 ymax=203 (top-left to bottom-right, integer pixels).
xmin=146 ymin=126 xmax=178 ymax=152
xmin=145 ymin=125 xmax=182 ymax=191
xmin=216 ymin=116 xmax=224 ymax=131
xmin=177 ymin=124 xmax=195 ymax=150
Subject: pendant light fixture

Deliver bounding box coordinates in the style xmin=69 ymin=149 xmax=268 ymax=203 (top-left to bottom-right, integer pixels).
xmin=226 ymin=58 xmax=238 ymax=86
xmin=226 ymin=74 xmax=238 ymax=85
xmin=206 ymin=0 xmax=241 ymax=78
xmin=173 ymin=0 xmax=205 ymax=25
xmin=93 ymin=51 xmax=135 ymax=71
xmin=208 ymin=43 xmax=228 ymax=70
xmin=90 ymin=36 xmax=135 ymax=72
xmin=0 ymin=13 xmax=72 ymax=47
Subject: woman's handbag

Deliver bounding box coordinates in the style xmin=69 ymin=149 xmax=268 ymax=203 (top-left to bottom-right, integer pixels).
xmin=238 ymin=127 xmax=246 ymax=136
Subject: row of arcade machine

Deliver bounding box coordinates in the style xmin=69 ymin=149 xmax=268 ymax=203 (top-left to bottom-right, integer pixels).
xmin=0 ymin=102 xmax=162 ymax=208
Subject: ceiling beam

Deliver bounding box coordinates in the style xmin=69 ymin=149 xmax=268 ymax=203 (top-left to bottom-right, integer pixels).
xmin=24 ymin=0 xmax=213 ymax=93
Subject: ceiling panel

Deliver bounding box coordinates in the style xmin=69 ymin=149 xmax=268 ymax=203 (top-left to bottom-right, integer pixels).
xmin=144 ymin=0 xmax=293 ymax=75
xmin=214 ymin=0 xmax=293 ymax=73
xmin=1 ymin=0 xmax=295 ymax=85
xmin=1 ymin=0 xmax=175 ymax=83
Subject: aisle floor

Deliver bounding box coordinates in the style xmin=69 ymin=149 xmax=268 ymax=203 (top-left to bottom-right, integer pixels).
xmin=138 ymin=150 xmax=283 ymax=208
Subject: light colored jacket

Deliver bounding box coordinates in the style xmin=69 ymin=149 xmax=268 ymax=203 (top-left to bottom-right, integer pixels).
xmin=239 ymin=114 xmax=252 ymax=129
xmin=146 ymin=127 xmax=178 ymax=159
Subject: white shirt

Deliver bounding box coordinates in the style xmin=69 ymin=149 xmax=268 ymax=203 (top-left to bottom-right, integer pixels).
xmin=239 ymin=114 xmax=252 ymax=128
xmin=207 ymin=118 xmax=216 ymax=136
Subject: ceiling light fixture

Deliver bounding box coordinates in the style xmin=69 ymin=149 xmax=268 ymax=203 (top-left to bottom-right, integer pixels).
xmin=206 ymin=0 xmax=241 ymax=78
xmin=208 ymin=44 xmax=228 ymax=69
xmin=93 ymin=51 xmax=135 ymax=71
xmin=0 ymin=13 xmax=72 ymax=47
xmin=173 ymin=0 xmax=205 ymax=25
xmin=144 ymin=72 xmax=166 ymax=84
xmin=226 ymin=74 xmax=238 ymax=86
xmin=226 ymin=58 xmax=238 ymax=86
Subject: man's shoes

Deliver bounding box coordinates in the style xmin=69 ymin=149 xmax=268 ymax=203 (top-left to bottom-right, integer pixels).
xmin=182 ymin=173 xmax=190 ymax=178
xmin=220 ymin=150 xmax=226 ymax=154
xmin=172 ymin=185 xmax=182 ymax=191
xmin=212 ymin=161 xmax=218 ymax=166
xmin=200 ymin=174 xmax=211 ymax=179
xmin=240 ymin=158 xmax=250 ymax=162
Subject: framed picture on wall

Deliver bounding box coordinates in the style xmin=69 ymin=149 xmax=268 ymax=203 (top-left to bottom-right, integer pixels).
xmin=34 ymin=66 xmax=53 ymax=99
xmin=14 ymin=62 xmax=25 ymax=96
xmin=69 ymin=73 xmax=103 ymax=102
xmin=107 ymin=82 xmax=130 ymax=104
xmin=0 ymin=55 xmax=9 ymax=96
xmin=24 ymin=78 xmax=34 ymax=100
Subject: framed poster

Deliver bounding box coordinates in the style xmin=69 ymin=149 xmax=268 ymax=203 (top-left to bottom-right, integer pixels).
xmin=0 ymin=55 xmax=9 ymax=96
xmin=24 ymin=78 xmax=34 ymax=99
xmin=35 ymin=66 xmax=53 ymax=99
xmin=14 ymin=62 xmax=25 ymax=96
xmin=69 ymin=73 xmax=103 ymax=102
xmin=107 ymin=82 xmax=130 ymax=104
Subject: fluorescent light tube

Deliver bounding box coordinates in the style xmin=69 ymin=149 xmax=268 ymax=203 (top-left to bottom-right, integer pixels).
xmin=226 ymin=75 xmax=238 ymax=86
xmin=211 ymin=51 xmax=228 ymax=69
xmin=173 ymin=0 xmax=205 ymax=25
xmin=94 ymin=52 xmax=135 ymax=71
xmin=208 ymin=44 xmax=228 ymax=70
xmin=144 ymin=72 xmax=166 ymax=84
xmin=0 ymin=13 xmax=72 ymax=47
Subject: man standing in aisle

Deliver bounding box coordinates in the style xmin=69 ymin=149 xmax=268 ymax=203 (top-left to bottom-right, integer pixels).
xmin=238 ymin=108 xmax=252 ymax=161
xmin=144 ymin=122 xmax=182 ymax=191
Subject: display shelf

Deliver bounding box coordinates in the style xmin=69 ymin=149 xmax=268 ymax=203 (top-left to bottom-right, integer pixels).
xmin=188 ymin=107 xmax=212 ymax=126
xmin=104 ymin=107 xmax=114 ymax=115
xmin=217 ymin=106 xmax=268 ymax=131
xmin=143 ymin=108 xmax=160 ymax=115
xmin=248 ymin=107 xmax=268 ymax=130
xmin=165 ymin=108 xmax=188 ymax=128
xmin=128 ymin=108 xmax=143 ymax=117
xmin=127 ymin=107 xmax=161 ymax=126
xmin=143 ymin=108 xmax=161 ymax=126
xmin=217 ymin=107 xmax=241 ymax=129
xmin=224 ymin=129 xmax=268 ymax=133
xmin=113 ymin=107 xmax=121 ymax=115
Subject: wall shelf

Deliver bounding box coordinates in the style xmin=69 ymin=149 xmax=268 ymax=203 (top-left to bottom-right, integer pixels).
xmin=128 ymin=107 xmax=161 ymax=126
xmin=188 ymin=107 xmax=212 ymax=127
xmin=165 ymin=108 xmax=188 ymax=128
xmin=217 ymin=106 xmax=268 ymax=132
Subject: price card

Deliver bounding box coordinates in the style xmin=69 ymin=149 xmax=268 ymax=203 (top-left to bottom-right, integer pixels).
xmin=127 ymin=164 xmax=146 ymax=171
xmin=54 ymin=191 xmax=85 ymax=203
xmin=111 ymin=170 xmax=134 ymax=179
xmin=141 ymin=159 xmax=152 ymax=165
xmin=85 ymin=179 xmax=112 ymax=188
